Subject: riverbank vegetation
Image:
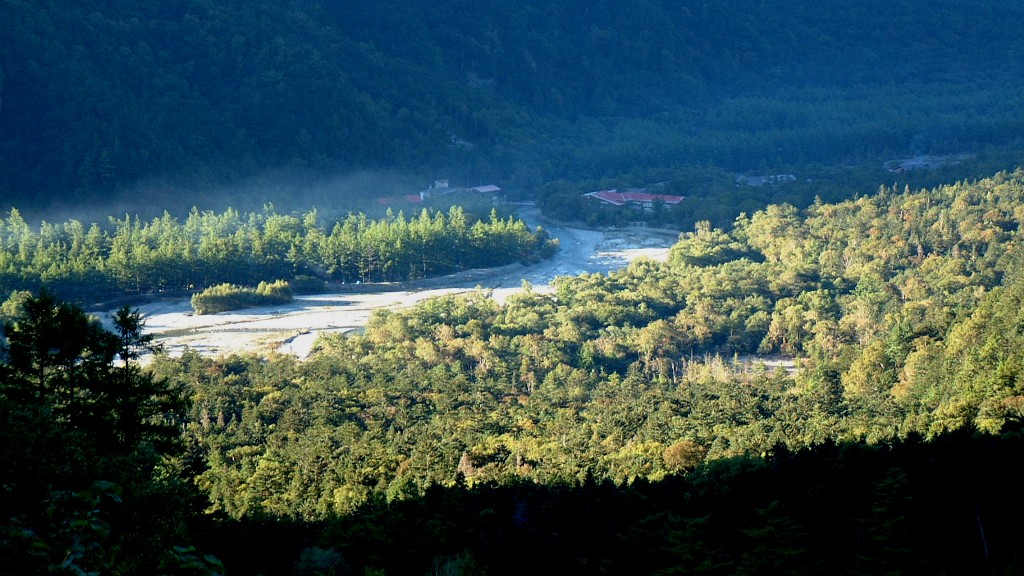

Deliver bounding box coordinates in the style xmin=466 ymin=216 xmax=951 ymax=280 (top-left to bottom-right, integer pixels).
xmin=0 ymin=205 xmax=557 ymax=303
xmin=190 ymin=280 xmax=293 ymax=315
xmin=157 ymin=165 xmax=1024 ymax=511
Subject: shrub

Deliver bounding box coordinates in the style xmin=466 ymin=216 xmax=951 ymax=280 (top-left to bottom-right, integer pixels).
xmin=191 ymin=280 xmax=292 ymax=315
xmin=254 ymin=279 xmax=293 ymax=302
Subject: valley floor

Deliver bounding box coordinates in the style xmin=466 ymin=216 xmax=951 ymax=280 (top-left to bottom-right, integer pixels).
xmin=108 ymin=206 xmax=677 ymax=359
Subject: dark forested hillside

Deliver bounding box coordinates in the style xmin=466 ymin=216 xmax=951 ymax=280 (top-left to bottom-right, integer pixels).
xmin=2 ymin=0 xmax=1024 ymax=210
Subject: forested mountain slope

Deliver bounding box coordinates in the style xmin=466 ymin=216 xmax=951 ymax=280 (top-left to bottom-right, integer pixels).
xmin=2 ymin=0 xmax=1023 ymax=209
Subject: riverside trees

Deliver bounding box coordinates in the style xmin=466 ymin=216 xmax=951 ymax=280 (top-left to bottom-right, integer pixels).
xmin=0 ymin=206 xmax=557 ymax=301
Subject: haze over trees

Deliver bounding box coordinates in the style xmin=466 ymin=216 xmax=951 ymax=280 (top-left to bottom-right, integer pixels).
xmin=0 ymin=205 xmax=556 ymax=302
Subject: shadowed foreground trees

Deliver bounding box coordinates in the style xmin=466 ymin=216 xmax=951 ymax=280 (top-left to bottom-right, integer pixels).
xmin=196 ymin=430 xmax=1024 ymax=575
xmin=0 ymin=294 xmax=217 ymax=575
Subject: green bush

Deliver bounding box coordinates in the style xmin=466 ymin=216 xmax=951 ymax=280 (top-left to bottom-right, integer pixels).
xmin=191 ymin=280 xmax=292 ymax=315
xmin=254 ymin=279 xmax=293 ymax=302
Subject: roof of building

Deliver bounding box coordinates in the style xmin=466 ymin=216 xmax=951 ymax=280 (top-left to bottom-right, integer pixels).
xmin=585 ymin=189 xmax=685 ymax=206
xmin=419 ymin=183 xmax=501 ymax=198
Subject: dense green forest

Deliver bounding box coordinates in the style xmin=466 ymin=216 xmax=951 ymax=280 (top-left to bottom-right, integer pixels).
xmin=147 ymin=170 xmax=1024 ymax=525
xmin=0 ymin=205 xmax=556 ymax=302
xmin=3 ymin=0 xmax=1024 ymax=213
xmin=539 ymin=152 xmax=1024 ymax=229
xmin=6 ymin=171 xmax=1024 ymax=573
